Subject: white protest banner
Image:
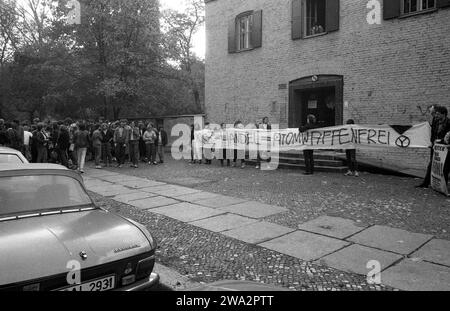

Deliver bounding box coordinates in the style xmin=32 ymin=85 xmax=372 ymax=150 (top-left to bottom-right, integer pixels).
xmin=431 ymin=144 xmax=449 ymax=197
xmin=198 ymin=122 xmax=431 ymax=155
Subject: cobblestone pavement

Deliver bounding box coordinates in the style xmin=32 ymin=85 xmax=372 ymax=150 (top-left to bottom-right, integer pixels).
xmin=100 ymin=157 xmax=450 ymax=240
xmin=89 ymin=192 xmax=390 ymax=291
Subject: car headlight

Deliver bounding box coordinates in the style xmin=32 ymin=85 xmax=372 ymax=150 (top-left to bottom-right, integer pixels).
xmin=126 ymin=218 xmax=157 ymax=250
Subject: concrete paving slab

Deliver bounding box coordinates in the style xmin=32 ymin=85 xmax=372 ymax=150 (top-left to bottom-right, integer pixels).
xmin=90 ymin=185 xmax=139 ymax=197
xmin=150 ymin=203 xmax=226 ymax=223
xmin=190 ymin=214 xmax=258 ymax=233
xmin=298 ymin=216 xmax=367 ymax=239
xmin=129 ymin=196 xmax=180 ymax=210
xmin=348 ymin=225 xmax=433 ymax=255
xmin=113 ymin=192 xmax=158 ymax=204
xmin=259 ymin=231 xmax=350 ymax=261
xmin=164 ymin=177 xmax=211 ymax=186
xmin=175 ymin=191 xmax=221 ymax=203
xmin=218 ymin=201 xmax=287 ymax=219
xmin=194 ymin=195 xmax=248 ymax=209
xmin=411 ymin=239 xmax=450 ymax=267
xmin=116 ymin=179 xmax=166 ymax=189
xmin=98 ymin=174 xmax=144 ymax=183
xmin=84 ymin=170 xmax=120 ymax=178
xmin=140 ymin=185 xmax=201 ymax=197
xmin=318 ymin=244 xmax=403 ymax=275
xmin=223 ymin=221 xmax=295 ymax=244
xmin=382 ymin=259 xmax=450 ymax=291
xmin=83 ymin=180 xmax=113 ymax=188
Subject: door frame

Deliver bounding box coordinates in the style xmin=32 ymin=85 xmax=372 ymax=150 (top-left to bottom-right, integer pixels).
xmin=288 ymin=75 xmax=344 ymax=128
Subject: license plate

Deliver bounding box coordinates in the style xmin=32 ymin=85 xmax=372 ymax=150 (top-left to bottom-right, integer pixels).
xmin=59 ymin=275 xmax=115 ymax=291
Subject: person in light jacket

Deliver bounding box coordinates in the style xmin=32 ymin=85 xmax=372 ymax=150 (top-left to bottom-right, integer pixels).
xmin=143 ymin=124 xmax=157 ymax=165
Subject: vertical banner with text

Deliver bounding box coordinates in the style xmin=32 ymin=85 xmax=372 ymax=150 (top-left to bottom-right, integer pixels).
xmin=431 ymin=144 xmax=449 ymax=197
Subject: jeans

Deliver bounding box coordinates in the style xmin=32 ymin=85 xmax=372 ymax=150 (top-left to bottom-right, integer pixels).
xmin=37 ymin=146 xmax=48 ymax=163
xmin=129 ymin=141 xmax=139 ymax=166
xmin=303 ymin=150 xmax=314 ymax=174
xmin=101 ymin=142 xmax=112 ymax=165
xmin=423 ymin=148 xmax=434 ymax=187
xmin=58 ymin=148 xmax=69 ymax=168
xmin=115 ymin=143 xmax=126 ymax=165
xmin=93 ymin=144 xmax=102 ymax=166
xmin=346 ymin=149 xmax=358 ymax=172
xmin=146 ymin=143 xmax=156 ymax=163
xmin=77 ymin=147 xmax=87 ymax=171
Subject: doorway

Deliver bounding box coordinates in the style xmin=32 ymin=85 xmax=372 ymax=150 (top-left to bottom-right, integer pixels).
xmin=289 ymin=75 xmax=343 ymax=128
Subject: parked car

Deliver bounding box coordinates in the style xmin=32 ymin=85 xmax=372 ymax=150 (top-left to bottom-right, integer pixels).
xmin=0 ymin=147 xmax=28 ymax=164
xmin=0 ymin=164 xmax=159 ymax=291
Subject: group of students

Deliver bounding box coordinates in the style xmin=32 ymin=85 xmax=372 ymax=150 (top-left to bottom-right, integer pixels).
xmin=0 ymin=118 xmax=168 ymax=173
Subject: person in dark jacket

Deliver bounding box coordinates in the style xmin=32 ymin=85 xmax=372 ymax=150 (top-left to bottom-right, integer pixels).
xmin=417 ymin=105 xmax=450 ymax=188
xmin=299 ymin=114 xmax=318 ymax=175
xmin=100 ymin=123 xmax=114 ymax=167
xmin=155 ymin=126 xmax=168 ymax=164
xmin=56 ymin=125 xmax=70 ymax=168
xmin=74 ymin=123 xmax=91 ymax=173
xmin=0 ymin=119 xmax=10 ymax=147
xmin=35 ymin=123 xmax=50 ymax=163
xmin=344 ymin=119 xmax=359 ymax=177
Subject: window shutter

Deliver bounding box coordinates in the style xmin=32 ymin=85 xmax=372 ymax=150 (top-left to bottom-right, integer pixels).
xmin=437 ymin=0 xmax=450 ymax=8
xmin=251 ymin=10 xmax=263 ymax=48
xmin=325 ymin=0 xmax=340 ymax=32
xmin=292 ymin=0 xmax=302 ymax=40
xmin=383 ymin=0 xmax=400 ymax=20
xmin=228 ymin=18 xmax=236 ymax=53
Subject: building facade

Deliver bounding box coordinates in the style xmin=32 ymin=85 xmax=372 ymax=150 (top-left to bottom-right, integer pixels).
xmin=204 ymin=0 xmax=450 ymax=175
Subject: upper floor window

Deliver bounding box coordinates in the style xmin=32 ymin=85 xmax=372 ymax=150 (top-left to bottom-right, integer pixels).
xmin=384 ymin=0 xmax=449 ymax=20
xmin=292 ymin=0 xmax=339 ymax=40
xmin=402 ymin=0 xmax=436 ymax=14
xmin=303 ymin=0 xmax=326 ymax=37
xmin=228 ymin=10 xmax=263 ymax=53
xmin=237 ymin=14 xmax=253 ymax=50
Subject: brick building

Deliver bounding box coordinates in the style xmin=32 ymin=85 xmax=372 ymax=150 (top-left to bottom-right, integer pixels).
xmin=204 ymin=0 xmax=450 ymax=176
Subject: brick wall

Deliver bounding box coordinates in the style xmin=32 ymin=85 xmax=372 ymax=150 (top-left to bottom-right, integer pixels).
xmin=205 ymin=0 xmax=450 ymax=176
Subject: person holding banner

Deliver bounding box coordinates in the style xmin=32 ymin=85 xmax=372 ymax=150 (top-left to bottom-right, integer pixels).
xmin=417 ymin=106 xmax=450 ymax=188
xmin=219 ymin=123 xmax=231 ymax=167
xmin=233 ymin=120 xmax=246 ymax=169
xmin=299 ymin=115 xmax=318 ymax=175
xmin=256 ymin=117 xmax=272 ymax=170
xmin=344 ymin=119 xmax=359 ymax=177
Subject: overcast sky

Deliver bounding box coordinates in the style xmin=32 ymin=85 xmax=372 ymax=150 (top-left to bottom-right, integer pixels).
xmin=160 ymin=0 xmax=206 ymax=59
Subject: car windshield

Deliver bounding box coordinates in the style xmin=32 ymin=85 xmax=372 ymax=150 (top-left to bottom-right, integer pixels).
xmin=0 ymin=154 xmax=23 ymax=164
xmin=0 ymin=175 xmax=93 ymax=216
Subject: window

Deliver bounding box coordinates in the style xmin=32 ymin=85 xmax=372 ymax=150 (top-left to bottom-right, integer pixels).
xmin=0 ymin=175 xmax=93 ymax=216
xmin=228 ymin=10 xmax=262 ymax=53
xmin=384 ymin=0 xmax=449 ymax=20
xmin=303 ymin=0 xmax=326 ymax=37
xmin=292 ymin=0 xmax=339 ymax=40
xmin=402 ymin=0 xmax=436 ymax=14
xmin=237 ymin=14 xmax=253 ymax=50
xmin=0 ymin=154 xmax=23 ymax=163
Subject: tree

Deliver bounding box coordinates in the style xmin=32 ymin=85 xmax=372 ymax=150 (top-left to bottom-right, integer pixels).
xmin=162 ymin=0 xmax=205 ymax=112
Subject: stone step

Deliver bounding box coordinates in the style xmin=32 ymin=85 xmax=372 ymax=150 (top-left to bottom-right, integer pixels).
xmin=246 ymin=159 xmax=348 ymax=173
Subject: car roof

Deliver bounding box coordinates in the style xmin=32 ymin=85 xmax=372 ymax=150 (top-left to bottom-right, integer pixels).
xmin=0 ymin=164 xmax=82 ymax=182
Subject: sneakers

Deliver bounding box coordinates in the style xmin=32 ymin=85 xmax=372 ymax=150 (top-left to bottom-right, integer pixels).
xmin=345 ymin=170 xmax=354 ymax=176
xmin=255 ymin=165 xmax=260 ymax=169
xmin=354 ymin=171 xmax=359 ymax=177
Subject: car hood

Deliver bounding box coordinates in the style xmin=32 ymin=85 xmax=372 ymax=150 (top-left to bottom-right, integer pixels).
xmin=0 ymin=209 xmax=151 ymax=286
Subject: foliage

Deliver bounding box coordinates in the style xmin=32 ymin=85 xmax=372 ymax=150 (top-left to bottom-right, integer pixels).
xmin=0 ymin=0 xmax=205 ymax=121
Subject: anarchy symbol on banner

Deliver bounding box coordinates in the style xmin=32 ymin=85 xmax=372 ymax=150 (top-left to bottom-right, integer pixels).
xmin=395 ymin=135 xmax=411 ymax=148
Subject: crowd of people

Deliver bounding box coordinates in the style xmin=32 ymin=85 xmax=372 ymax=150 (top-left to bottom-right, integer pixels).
xmin=0 ymin=118 xmax=168 ymax=173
